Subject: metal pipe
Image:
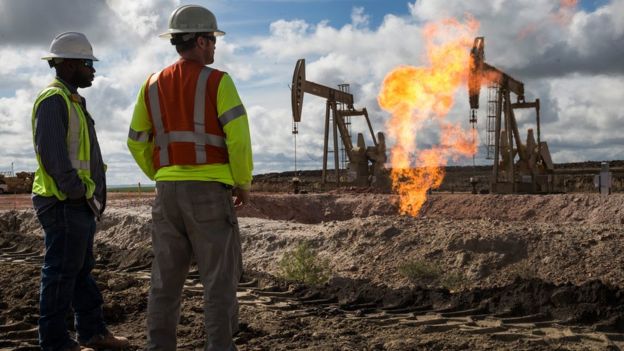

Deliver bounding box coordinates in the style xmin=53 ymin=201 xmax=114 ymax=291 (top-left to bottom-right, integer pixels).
xmin=322 ymin=101 xmax=330 ymax=184
xmin=362 ymin=108 xmax=378 ymax=146
xmin=332 ymin=102 xmax=340 ymax=184
xmin=492 ymin=84 xmax=503 ymax=187
xmin=504 ymin=89 xmax=515 ymax=190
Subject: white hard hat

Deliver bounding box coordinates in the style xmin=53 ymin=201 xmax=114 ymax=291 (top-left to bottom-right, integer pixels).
xmin=159 ymin=4 xmax=225 ymax=39
xmin=41 ymin=32 xmax=98 ymax=61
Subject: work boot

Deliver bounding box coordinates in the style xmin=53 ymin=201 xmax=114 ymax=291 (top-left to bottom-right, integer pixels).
xmin=81 ymin=331 xmax=130 ymax=350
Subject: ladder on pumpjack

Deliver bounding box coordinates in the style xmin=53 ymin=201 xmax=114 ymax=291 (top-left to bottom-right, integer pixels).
xmin=337 ymin=84 xmax=352 ymax=172
xmin=486 ymin=84 xmax=499 ymax=160
xmin=325 ymin=84 xmax=354 ymax=181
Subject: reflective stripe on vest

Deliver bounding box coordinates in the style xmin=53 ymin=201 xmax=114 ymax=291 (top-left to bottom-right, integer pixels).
xmin=219 ymin=104 xmax=246 ymax=127
xmin=147 ymin=72 xmax=168 ymax=165
xmin=193 ymin=68 xmax=211 ymax=163
xmin=47 ymin=82 xmax=90 ymax=171
xmin=146 ymin=65 xmax=228 ymax=168
xmin=128 ymin=128 xmax=152 ymax=142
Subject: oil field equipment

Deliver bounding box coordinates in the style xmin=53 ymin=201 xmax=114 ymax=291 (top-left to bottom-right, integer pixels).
xmin=594 ymin=162 xmax=612 ymax=196
xmin=468 ymin=37 xmax=555 ymax=194
xmin=291 ymin=59 xmax=387 ymax=186
xmin=0 ymin=172 xmax=33 ymax=194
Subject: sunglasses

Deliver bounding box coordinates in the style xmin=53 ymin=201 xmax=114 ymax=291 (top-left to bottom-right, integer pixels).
xmin=82 ymin=59 xmax=94 ymax=68
xmin=200 ymin=34 xmax=217 ymax=44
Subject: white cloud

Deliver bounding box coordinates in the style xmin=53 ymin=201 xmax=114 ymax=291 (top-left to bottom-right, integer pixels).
xmin=547 ymin=74 xmax=624 ymax=141
xmin=105 ymin=0 xmax=178 ymax=38
xmin=0 ymin=0 xmax=622 ymax=184
xmin=0 ymin=87 xmax=40 ymax=171
xmin=351 ymin=7 xmax=370 ymax=29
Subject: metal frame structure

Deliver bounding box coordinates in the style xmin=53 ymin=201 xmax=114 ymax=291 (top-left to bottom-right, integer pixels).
xmin=469 ymin=37 xmax=554 ymax=193
xmin=291 ymin=59 xmax=386 ymax=186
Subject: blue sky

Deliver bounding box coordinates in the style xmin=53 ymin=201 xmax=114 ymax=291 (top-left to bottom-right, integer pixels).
xmin=0 ymin=0 xmax=622 ymax=185
xmin=214 ymin=0 xmax=611 ymax=31
xmin=215 ymin=0 xmax=410 ymax=33
xmin=212 ymin=0 xmax=610 ymax=35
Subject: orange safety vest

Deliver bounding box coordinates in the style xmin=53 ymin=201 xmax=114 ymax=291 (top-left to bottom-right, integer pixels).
xmin=145 ymin=60 xmax=228 ymax=170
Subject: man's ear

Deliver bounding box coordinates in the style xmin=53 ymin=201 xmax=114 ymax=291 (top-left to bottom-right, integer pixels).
xmin=196 ymin=36 xmax=207 ymax=48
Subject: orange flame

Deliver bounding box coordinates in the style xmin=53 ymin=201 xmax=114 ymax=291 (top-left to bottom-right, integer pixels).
xmin=378 ymin=17 xmax=479 ymax=216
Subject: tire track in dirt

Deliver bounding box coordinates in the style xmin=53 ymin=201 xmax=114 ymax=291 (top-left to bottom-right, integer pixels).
xmin=1 ymin=241 xmax=624 ymax=350
xmin=2 ymin=193 xmax=624 ymax=350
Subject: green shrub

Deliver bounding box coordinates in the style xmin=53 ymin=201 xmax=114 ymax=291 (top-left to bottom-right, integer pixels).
xmin=279 ymin=241 xmax=331 ymax=286
xmin=398 ymin=259 xmax=467 ymax=291
xmin=398 ymin=259 xmax=442 ymax=286
xmin=440 ymin=271 xmax=467 ymax=291
xmin=509 ymin=260 xmax=538 ymax=280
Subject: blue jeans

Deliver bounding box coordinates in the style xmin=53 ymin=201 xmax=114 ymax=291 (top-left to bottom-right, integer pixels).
xmin=36 ymin=200 xmax=107 ymax=351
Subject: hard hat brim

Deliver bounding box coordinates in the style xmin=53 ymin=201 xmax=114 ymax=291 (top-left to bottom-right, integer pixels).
xmin=41 ymin=53 xmax=99 ymax=61
xmin=158 ymin=29 xmax=226 ymax=39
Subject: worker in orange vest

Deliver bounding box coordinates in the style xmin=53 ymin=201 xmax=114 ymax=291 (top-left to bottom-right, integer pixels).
xmin=127 ymin=5 xmax=253 ymax=350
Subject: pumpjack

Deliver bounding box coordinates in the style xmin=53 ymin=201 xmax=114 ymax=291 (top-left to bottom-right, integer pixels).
xmin=291 ymin=59 xmax=387 ymax=186
xmin=469 ymin=37 xmax=555 ymax=193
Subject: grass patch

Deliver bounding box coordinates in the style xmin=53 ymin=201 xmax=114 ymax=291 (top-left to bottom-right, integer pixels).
xmin=509 ymin=260 xmax=538 ymax=280
xmin=279 ymin=241 xmax=331 ymax=286
xmin=439 ymin=271 xmax=467 ymax=291
xmin=398 ymin=259 xmax=467 ymax=291
xmin=398 ymin=259 xmax=442 ymax=286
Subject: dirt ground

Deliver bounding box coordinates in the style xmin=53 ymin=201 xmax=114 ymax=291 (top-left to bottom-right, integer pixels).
xmin=1 ymin=191 xmax=624 ymax=350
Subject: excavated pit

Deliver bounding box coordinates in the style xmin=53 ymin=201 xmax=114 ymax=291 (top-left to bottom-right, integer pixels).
xmin=1 ymin=192 xmax=624 ymax=350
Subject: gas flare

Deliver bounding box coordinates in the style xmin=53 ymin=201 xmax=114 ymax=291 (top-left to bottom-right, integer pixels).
xmin=378 ymin=17 xmax=479 ymax=216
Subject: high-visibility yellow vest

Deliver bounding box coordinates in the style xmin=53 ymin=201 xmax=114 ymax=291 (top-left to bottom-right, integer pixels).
xmin=31 ymin=79 xmax=96 ymax=200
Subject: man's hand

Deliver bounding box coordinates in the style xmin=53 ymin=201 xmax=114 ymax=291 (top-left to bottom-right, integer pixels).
xmin=233 ymin=188 xmax=250 ymax=209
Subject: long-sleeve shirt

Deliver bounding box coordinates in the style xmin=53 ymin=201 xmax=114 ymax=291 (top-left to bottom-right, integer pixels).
xmin=128 ymin=60 xmax=253 ymax=188
xmin=32 ymin=77 xmax=107 ymax=214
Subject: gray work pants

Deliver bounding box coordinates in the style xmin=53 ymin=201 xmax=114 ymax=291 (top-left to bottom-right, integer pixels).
xmin=147 ymin=181 xmax=242 ymax=351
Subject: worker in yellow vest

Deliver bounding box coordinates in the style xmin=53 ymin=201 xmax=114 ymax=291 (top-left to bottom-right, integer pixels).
xmin=33 ymin=32 xmax=129 ymax=351
xmin=127 ymin=5 xmax=253 ymax=350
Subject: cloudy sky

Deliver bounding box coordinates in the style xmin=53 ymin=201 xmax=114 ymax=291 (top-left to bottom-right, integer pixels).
xmin=0 ymin=0 xmax=622 ymax=185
